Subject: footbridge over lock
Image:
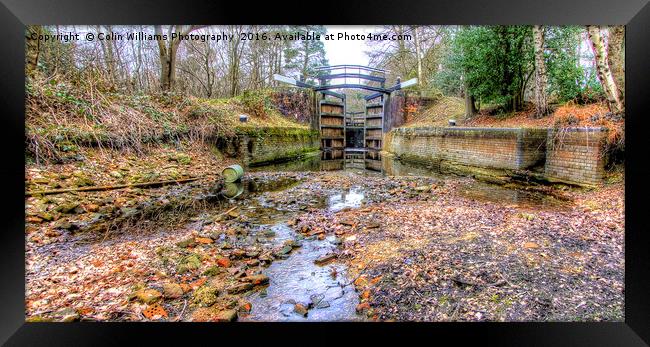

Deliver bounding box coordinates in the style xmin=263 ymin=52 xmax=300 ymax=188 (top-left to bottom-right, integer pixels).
xmin=274 ymin=65 xmax=417 ymax=155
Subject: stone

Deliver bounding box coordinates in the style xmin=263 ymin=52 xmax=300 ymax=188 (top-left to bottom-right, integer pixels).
xmin=276 ymin=245 xmax=292 ymax=256
xmin=217 ymin=257 xmax=231 ymax=268
xmin=85 ymin=204 xmax=100 ymax=213
xmin=176 ymin=238 xmax=196 ymax=248
xmin=243 ymin=274 xmax=269 ymax=286
xmin=524 ymin=241 xmax=540 ymax=249
xmin=56 ymin=203 xmax=80 ymax=214
xmin=227 ymin=283 xmax=253 ymax=294
xmin=215 ymin=310 xmax=238 ymax=322
xmin=191 ymin=286 xmax=219 ymax=307
xmin=245 ymin=251 xmax=260 ymax=258
xmin=246 ymin=259 xmax=260 ymax=267
xmin=203 ymin=266 xmax=223 ymax=277
xmin=283 ymin=239 xmax=301 ymax=249
xmin=365 ymin=222 xmax=380 ymax=229
xmin=56 ymin=221 xmax=75 ymax=230
xmin=177 ymin=254 xmax=201 ymax=274
xmin=191 ymin=307 xmax=238 ymax=322
xmin=162 ymin=283 xmax=184 ymax=299
xmin=294 ymin=303 xmax=308 ymax=317
xmin=231 ymin=249 xmax=246 ymax=259
xmin=56 ymin=308 xmax=80 ymax=322
xmin=314 ymin=253 xmax=336 ymax=265
xmin=239 ymin=301 xmax=252 ymax=313
xmin=134 ymin=289 xmax=162 ymax=304
xmin=37 ymin=212 xmax=54 ymax=221
xmin=316 ymin=301 xmax=330 ymax=309
xmin=356 ymin=302 xmax=371 ymax=314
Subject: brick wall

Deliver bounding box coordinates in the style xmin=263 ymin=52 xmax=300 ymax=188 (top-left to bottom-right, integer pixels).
xmin=386 ymin=127 xmax=547 ymax=171
xmin=385 ymin=126 xmax=608 ymax=186
xmin=544 ymin=127 xmax=608 ymax=185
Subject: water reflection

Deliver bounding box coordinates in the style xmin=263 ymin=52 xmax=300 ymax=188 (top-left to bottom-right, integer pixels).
xmin=328 ymin=188 xmax=365 ymax=212
xmin=246 ymin=150 xmax=567 ymax=209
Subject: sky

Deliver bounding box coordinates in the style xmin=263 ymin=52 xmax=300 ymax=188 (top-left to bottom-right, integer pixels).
xmin=323 ymin=26 xmax=376 ymax=66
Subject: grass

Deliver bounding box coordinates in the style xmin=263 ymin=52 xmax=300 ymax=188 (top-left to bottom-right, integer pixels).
xmin=402 ymin=96 xmax=466 ymax=127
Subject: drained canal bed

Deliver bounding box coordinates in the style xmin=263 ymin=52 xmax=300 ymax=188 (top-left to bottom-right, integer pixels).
xmin=241 ymin=188 xmax=368 ymax=321
xmin=25 ymin=150 xmax=623 ymax=323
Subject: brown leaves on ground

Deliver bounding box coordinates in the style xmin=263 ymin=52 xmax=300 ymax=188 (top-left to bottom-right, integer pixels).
xmin=339 ymin=178 xmax=624 ymax=322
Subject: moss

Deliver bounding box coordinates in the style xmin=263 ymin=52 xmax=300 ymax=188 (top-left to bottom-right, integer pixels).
xmin=26 ymin=315 xmax=54 ymax=322
xmin=191 ymin=285 xmax=220 ymax=307
xmin=177 ymin=254 xmax=202 ymax=274
xmin=203 ymin=265 xmax=223 ymax=277
xmin=234 ymin=126 xmax=317 ymax=138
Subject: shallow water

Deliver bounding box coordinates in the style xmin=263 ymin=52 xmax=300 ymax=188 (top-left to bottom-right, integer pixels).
xmin=240 ymin=188 xmax=364 ymax=322
xmin=248 ymin=150 xmax=567 ymax=209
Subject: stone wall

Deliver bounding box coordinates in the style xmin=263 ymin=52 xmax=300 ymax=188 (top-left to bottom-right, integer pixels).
xmin=385 ymin=126 xmax=609 ymax=186
xmin=217 ymin=127 xmax=320 ymax=166
xmin=545 ymin=127 xmax=608 ymax=185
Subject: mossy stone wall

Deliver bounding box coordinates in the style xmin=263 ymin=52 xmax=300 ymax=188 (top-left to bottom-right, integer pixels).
xmin=217 ymin=127 xmax=319 ymax=166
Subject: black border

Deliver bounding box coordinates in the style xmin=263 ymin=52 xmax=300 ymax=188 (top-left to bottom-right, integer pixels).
xmin=1 ymin=0 xmax=649 ymax=345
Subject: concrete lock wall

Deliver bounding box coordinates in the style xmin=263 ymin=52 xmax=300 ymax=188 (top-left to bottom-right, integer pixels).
xmin=385 ymin=126 xmax=609 ymax=186
xmin=217 ymin=128 xmax=320 ymax=166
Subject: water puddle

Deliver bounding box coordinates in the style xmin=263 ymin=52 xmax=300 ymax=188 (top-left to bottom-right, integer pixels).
xmin=240 ymin=188 xmax=365 ymax=321
xmin=247 ymin=150 xmax=567 ymax=209
xmin=457 ymin=181 xmax=568 ymax=209
xmin=328 ymin=188 xmax=365 ymax=212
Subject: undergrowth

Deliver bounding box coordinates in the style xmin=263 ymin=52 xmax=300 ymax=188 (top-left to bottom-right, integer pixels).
xmin=26 ymin=74 xmax=309 ymax=164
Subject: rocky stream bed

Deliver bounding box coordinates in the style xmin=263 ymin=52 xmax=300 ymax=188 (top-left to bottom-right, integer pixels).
xmin=25 ymin=157 xmax=624 ymax=322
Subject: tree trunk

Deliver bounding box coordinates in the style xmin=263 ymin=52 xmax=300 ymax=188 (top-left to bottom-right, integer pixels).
xmin=412 ymin=25 xmax=423 ymax=88
xmin=25 ymin=26 xmax=42 ymax=79
xmin=465 ymin=92 xmax=477 ymax=118
xmin=586 ymin=25 xmax=623 ymax=114
xmin=607 ymin=26 xmax=625 ymax=106
xmin=462 ymin=76 xmax=476 ymax=118
xmin=155 ymin=25 xmax=205 ymax=92
xmin=154 ymin=25 xmax=171 ymax=91
xmin=532 ymin=25 xmax=549 ymax=117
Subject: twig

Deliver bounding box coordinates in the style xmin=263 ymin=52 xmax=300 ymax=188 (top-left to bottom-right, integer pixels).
xmin=25 ymin=177 xmax=204 ymax=196
xmin=175 ymin=299 xmax=188 ymax=322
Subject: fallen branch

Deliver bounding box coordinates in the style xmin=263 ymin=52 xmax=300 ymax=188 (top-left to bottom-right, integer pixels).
xmin=25 ymin=177 xmax=204 ymax=197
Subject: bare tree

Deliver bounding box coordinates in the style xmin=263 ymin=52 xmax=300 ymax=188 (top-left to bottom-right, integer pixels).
xmin=154 ymin=25 xmax=205 ymax=91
